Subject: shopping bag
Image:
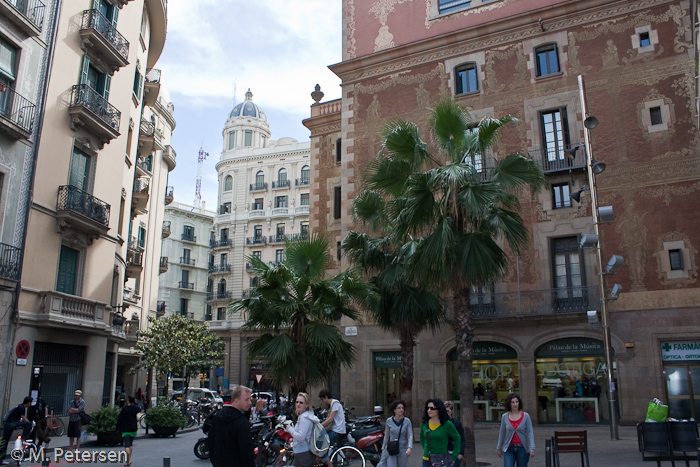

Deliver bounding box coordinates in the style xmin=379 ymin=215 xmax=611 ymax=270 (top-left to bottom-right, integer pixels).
xmin=645 ymin=398 xmax=668 ymax=422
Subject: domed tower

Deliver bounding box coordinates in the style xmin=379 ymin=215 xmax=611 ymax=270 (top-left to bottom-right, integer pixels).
xmin=222 ymin=89 xmax=271 ymax=153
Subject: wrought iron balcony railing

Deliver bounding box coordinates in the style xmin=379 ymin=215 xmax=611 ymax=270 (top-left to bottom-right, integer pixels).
xmin=126 ymin=249 xmax=143 ymax=267
xmin=269 ymin=235 xmax=286 ymax=244
xmin=181 ymin=233 xmax=196 ymax=243
xmin=208 ymin=263 xmax=231 ymax=274
xmin=469 ymin=285 xmax=599 ymax=319
xmin=250 ymin=182 xmax=268 ymax=191
xmin=139 ymin=118 xmax=155 ymax=137
xmin=296 ymin=178 xmax=310 ymax=186
xmin=128 ymin=235 xmax=144 ymax=251
xmin=0 ymin=85 xmax=36 ymax=134
xmin=69 ymin=84 xmax=120 ymax=133
xmin=272 ymin=180 xmax=290 ymax=189
xmin=133 ymin=177 xmax=149 ymax=195
xmin=246 ymin=236 xmax=266 ymax=245
xmin=210 ymin=238 xmax=232 ymax=249
xmin=178 ymin=281 xmax=194 ymax=290
xmin=3 ymin=0 xmax=45 ymax=32
xmin=80 ymin=9 xmax=129 ymax=62
xmin=56 ymin=185 xmax=110 ymax=227
xmin=156 ymin=300 xmax=165 ymax=312
xmin=207 ymin=291 xmax=233 ymax=301
xmin=528 ymin=142 xmax=586 ymax=174
xmin=159 ymin=256 xmax=168 ymax=273
xmin=136 ymin=157 xmax=152 ymax=174
xmin=162 ymin=221 xmax=171 ymax=237
xmin=179 ymin=257 xmax=195 ymax=266
xmin=0 ymin=242 xmax=21 ymax=280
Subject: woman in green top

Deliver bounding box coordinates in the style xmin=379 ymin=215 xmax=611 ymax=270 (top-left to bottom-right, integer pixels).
xmin=420 ymin=399 xmax=460 ymax=467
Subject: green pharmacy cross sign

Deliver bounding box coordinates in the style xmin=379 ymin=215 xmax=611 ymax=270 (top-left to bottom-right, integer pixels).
xmin=661 ymin=341 xmax=700 ymax=361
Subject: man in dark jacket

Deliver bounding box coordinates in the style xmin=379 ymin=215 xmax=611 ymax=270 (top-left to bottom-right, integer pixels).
xmin=445 ymin=401 xmax=466 ymax=467
xmin=209 ymin=385 xmax=254 ymax=467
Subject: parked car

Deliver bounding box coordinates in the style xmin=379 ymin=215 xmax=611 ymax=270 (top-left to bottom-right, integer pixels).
xmin=171 ymin=387 xmax=223 ymax=405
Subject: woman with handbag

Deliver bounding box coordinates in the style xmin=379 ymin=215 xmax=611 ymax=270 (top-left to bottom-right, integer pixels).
xmin=377 ymin=400 xmax=413 ymax=467
xmin=496 ymin=394 xmax=535 ymax=467
xmin=420 ymin=399 xmax=460 ymax=467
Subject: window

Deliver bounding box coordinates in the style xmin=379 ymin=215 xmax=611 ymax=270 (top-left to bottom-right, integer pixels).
xmin=205 ymin=305 xmax=212 ymax=321
xmin=220 ymin=253 xmax=227 ymax=266
xmin=117 ymin=197 xmax=125 ymax=237
xmin=228 ymin=130 xmax=236 ymax=150
xmin=132 ymin=66 xmax=142 ymax=100
xmin=275 ymin=249 xmax=284 ymax=264
xmin=455 ymin=63 xmax=478 ymax=94
xmin=552 ymin=237 xmax=586 ymax=311
xmin=336 ymin=138 xmax=342 ymax=163
xmin=217 ymin=279 xmax=226 ymax=294
xmin=95 ymin=0 xmax=118 ymax=25
xmin=56 ymin=245 xmax=80 ymax=295
xmin=438 ymin=0 xmax=471 ymax=14
xmin=217 ymin=307 xmax=226 ymax=320
xmin=181 ymin=269 xmax=189 ymax=285
xmin=470 ymin=284 xmax=495 ymax=316
xmin=125 ymin=126 xmax=133 ymax=157
xmin=300 ymin=222 xmax=309 ymax=237
xmin=639 ymin=32 xmax=651 ymax=47
xmin=276 ymin=224 xmax=285 ymax=239
xmin=137 ymin=225 xmax=146 ymax=248
xmin=535 ymin=44 xmax=560 ymax=77
xmin=80 ymin=54 xmax=111 ymax=99
xmin=0 ymin=37 xmax=17 ymax=116
xmin=255 ymin=171 xmax=264 ymax=187
xmin=337 ymin=241 xmax=342 ymax=261
xmin=69 ymin=147 xmax=92 ymax=191
xmin=275 ymin=196 xmax=287 ymax=208
xmin=250 ymin=277 xmax=259 ymax=287
xmin=254 ymin=225 xmax=262 ymax=241
xmin=220 ymin=202 xmax=231 ymax=214
xmin=261 ymin=135 xmax=266 ymax=147
xmin=180 ymin=298 xmax=188 ymax=316
xmin=210 ymin=231 xmax=215 ymax=242
xmin=252 ymin=250 xmax=261 ymax=259
xmin=253 ymin=198 xmax=263 ymax=210
xmin=221 ymin=228 xmax=229 ymax=241
xmin=540 ymin=108 xmax=570 ymax=170
xmin=183 ymin=225 xmax=195 ymax=241
xmin=650 ymin=107 xmax=662 ymax=126
xmin=463 ymin=124 xmax=484 ymax=173
xmin=182 ymin=248 xmax=191 ymax=263
xmin=552 ymin=183 xmax=571 ymax=209
xmin=209 ymin=255 xmax=214 ymax=267
xmin=300 ymin=193 xmax=309 ymax=206
xmin=669 ymin=249 xmax=684 ymax=271
xmin=333 ymin=186 xmax=341 ymax=219
xmin=244 ymin=129 xmax=252 ymax=147
xmin=300 ymin=165 xmax=310 ymax=184
xmin=278 ymin=168 xmax=288 ymax=184
xmin=140 ymin=6 xmax=147 ymax=38
xmin=224 ymin=175 xmax=233 ymax=191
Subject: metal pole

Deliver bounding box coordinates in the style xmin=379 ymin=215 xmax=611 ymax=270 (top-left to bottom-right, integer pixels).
xmin=578 ymin=75 xmax=619 ymax=440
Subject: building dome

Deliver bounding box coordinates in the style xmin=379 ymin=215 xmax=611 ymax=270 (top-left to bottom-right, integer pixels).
xmin=229 ymin=89 xmax=267 ymax=122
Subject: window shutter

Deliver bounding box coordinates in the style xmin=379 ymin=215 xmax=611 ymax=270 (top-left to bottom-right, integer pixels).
xmin=103 ymin=74 xmax=111 ymax=100
xmin=56 ymin=246 xmax=79 ymax=295
xmin=80 ymin=54 xmax=90 ymax=85
xmin=0 ymin=38 xmax=17 ymax=82
xmin=111 ymin=5 xmax=118 ymax=27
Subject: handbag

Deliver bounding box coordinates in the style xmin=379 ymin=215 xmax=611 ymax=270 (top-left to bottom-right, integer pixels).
xmin=79 ymin=411 xmax=91 ymax=425
xmin=386 ymin=418 xmax=403 ymax=456
xmin=426 ymin=427 xmax=454 ymax=467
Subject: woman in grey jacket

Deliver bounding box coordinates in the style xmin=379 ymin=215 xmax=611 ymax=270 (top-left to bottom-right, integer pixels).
xmin=377 ymin=400 xmax=413 ymax=467
xmin=495 ymin=394 xmax=535 ymax=466
xmin=287 ymin=392 xmax=321 ymax=467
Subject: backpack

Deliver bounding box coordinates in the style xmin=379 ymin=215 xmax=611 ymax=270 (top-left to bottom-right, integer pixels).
xmin=308 ymin=420 xmax=330 ymax=457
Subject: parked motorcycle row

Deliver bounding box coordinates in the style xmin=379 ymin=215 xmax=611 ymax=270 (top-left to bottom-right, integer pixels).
xmin=193 ymin=403 xmax=385 ymax=467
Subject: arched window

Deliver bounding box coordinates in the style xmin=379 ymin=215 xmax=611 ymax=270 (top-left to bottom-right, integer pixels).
xmin=300 ymin=165 xmax=310 ymax=185
xmin=277 ymin=168 xmax=288 ymax=187
xmin=255 ymin=171 xmax=265 ymax=184
xmin=224 ymin=175 xmax=233 ymax=191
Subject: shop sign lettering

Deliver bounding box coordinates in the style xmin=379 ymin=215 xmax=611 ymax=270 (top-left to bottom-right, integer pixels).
xmin=472 ymin=364 xmax=514 ymax=382
xmin=661 ymin=341 xmax=700 ymax=361
xmin=536 ymin=338 xmax=606 ymax=358
xmin=542 ymin=361 xmax=607 ymax=378
xmin=374 ymin=351 xmax=401 ymax=368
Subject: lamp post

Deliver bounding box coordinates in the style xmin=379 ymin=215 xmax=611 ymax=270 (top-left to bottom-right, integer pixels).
xmin=577 ymin=75 xmax=619 ymax=440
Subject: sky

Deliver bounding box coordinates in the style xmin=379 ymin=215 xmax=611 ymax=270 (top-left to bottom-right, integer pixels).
xmin=158 ymin=1 xmax=342 ymax=210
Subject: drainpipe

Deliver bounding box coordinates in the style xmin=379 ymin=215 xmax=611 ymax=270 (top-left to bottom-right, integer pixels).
xmin=1 ymin=0 xmax=64 ymax=415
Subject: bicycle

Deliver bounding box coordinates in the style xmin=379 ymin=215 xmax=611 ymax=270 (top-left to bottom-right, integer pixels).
xmin=274 ymin=440 xmax=366 ymax=467
xmin=46 ymin=408 xmax=64 ymax=437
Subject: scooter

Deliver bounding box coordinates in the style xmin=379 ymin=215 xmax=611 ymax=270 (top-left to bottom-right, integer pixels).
xmin=193 ymin=411 xmax=216 ymax=459
xmin=347 ymin=423 xmax=384 ymax=466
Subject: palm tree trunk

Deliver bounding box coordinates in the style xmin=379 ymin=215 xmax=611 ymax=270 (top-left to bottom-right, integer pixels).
xmin=453 ymin=283 xmax=476 ymax=467
xmin=399 ymin=331 xmax=415 ymax=421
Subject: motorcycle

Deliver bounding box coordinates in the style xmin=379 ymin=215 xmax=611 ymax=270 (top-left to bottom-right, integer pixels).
xmin=256 ymin=418 xmax=293 ymax=467
xmin=347 ymin=421 xmax=384 ymax=466
xmin=193 ymin=411 xmax=216 ymax=459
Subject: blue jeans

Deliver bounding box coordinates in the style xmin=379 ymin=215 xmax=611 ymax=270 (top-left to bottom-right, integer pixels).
xmin=503 ymin=444 xmax=529 ymax=467
xmin=322 ymin=430 xmax=343 ymax=462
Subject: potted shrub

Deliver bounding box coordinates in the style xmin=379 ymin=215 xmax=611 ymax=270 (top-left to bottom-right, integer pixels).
xmin=145 ymin=405 xmax=186 ymax=437
xmin=85 ymin=405 xmax=122 ymax=446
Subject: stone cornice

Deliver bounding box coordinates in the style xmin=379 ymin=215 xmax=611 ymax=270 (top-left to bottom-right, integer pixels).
xmin=215 ymin=149 xmax=310 ymax=171
xmin=330 ymin=0 xmax=679 ymax=83
xmin=302 ymin=112 xmax=342 ymax=136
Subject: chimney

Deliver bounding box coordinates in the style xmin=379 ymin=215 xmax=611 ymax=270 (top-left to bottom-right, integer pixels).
xmin=201 ymin=201 xmax=206 ymax=212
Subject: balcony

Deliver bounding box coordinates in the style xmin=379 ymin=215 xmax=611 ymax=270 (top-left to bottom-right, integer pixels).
xmin=470 ymin=286 xmax=599 ymax=319
xmin=179 ymin=257 xmax=195 ymax=267
xmin=0 ymin=0 xmax=45 ymax=36
xmin=268 ymin=235 xmax=286 ymax=244
xmin=296 ymin=205 xmax=310 ymax=215
xmin=210 ymin=238 xmax=232 ymax=249
xmin=124 ymin=320 xmax=139 ymax=342
xmin=207 ymin=320 xmax=231 ymax=330
xmin=162 ymin=220 xmax=171 ymax=238
xmin=0 ymin=243 xmax=21 ymax=281
xmin=206 ymin=291 xmax=233 ymax=302
xmin=143 ymin=68 xmax=161 ymax=107
xmin=250 ymin=182 xmax=267 ymax=192
xmin=131 ymin=177 xmax=150 ymax=213
xmin=56 ymin=185 xmax=110 ymax=238
xmin=0 ymin=85 xmax=36 ymax=140
xmin=125 ymin=249 xmax=143 ymax=278
xmin=68 ymin=84 xmax=120 ymax=147
xmin=272 ymin=180 xmax=290 ymax=189
xmin=156 ymin=300 xmax=166 ymax=317
xmin=127 ymin=235 xmax=144 ymax=251
xmin=164 ymin=145 xmax=176 ymax=171
xmin=123 ymin=287 xmax=138 ymax=304
xmin=78 ymin=9 xmax=129 ymax=74
xmin=208 ymin=263 xmax=231 ymax=274
xmin=271 ymin=207 xmax=288 ymax=217
xmin=137 ymin=119 xmax=163 ymax=156
xmin=528 ymin=143 xmax=586 ymax=175
xmin=181 ymin=233 xmax=196 ymax=243
xmin=246 ymin=236 xmax=266 ymax=246
xmin=135 ymin=157 xmax=152 ymax=177
xmin=295 ymin=178 xmax=310 ymax=186
xmin=249 ymin=209 xmax=265 ymax=219
xmin=159 ymin=256 xmax=168 ymax=274
xmin=38 ymin=291 xmax=108 ymax=330
xmin=164 ymin=186 xmax=174 ymax=205
xmin=177 ymin=281 xmax=194 ymax=290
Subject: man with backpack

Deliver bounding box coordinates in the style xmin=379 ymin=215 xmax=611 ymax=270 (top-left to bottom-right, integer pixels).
xmin=1 ymin=397 xmax=33 ymax=465
xmin=319 ymin=390 xmax=346 ymax=467
xmin=209 ymin=385 xmax=255 ymax=467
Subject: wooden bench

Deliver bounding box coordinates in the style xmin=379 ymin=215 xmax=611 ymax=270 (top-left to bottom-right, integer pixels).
xmin=551 ymin=430 xmax=590 ymax=467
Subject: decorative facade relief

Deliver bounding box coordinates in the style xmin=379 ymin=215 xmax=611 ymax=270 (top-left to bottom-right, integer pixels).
xmin=614 ymin=194 xmax=648 ymax=292
xmin=653 ymin=232 xmax=698 ymax=286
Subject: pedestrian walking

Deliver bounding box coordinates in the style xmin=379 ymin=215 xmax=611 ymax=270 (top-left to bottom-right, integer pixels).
xmin=67 ymin=390 xmax=85 ymax=450
xmin=28 ymin=395 xmax=50 ymax=447
xmin=209 ymin=385 xmax=255 ymax=467
xmin=496 ymin=394 xmax=535 ymax=467
xmin=135 ymin=388 xmax=143 ymax=410
xmin=1 ymin=396 xmax=33 ymax=465
xmin=444 ymin=402 xmax=465 ymax=467
xmin=318 ymin=389 xmax=346 ymax=467
xmin=117 ymin=396 xmax=141 ymax=466
xmin=377 ymin=400 xmax=413 ymax=467
xmin=420 ymin=399 xmax=459 ymax=467
xmin=286 ymin=392 xmax=321 ymax=467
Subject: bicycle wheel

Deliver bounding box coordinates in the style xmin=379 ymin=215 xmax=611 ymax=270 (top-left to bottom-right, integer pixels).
xmin=139 ymin=414 xmax=148 ymax=429
xmin=274 ymin=450 xmax=294 ymax=467
xmin=331 ymin=446 xmax=365 ymax=467
xmin=50 ymin=418 xmax=65 ymax=437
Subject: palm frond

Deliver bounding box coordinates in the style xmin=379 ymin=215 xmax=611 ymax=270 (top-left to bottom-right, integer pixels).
xmin=491 ymin=153 xmax=547 ymax=190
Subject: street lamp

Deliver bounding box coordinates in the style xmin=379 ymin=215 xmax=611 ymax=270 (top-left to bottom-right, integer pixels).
xmin=573 ymin=75 xmax=622 ymax=440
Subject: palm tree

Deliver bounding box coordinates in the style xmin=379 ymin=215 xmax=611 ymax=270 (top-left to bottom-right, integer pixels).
xmin=353 ymin=97 xmax=545 ymax=465
xmin=229 ymin=234 xmax=375 ymax=394
xmin=342 ymin=231 xmax=443 ymax=418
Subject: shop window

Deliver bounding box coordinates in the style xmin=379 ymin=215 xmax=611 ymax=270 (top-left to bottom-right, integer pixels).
xmin=535 ymin=44 xmax=560 ymax=77
xmin=551 ymin=236 xmax=587 ymax=311
xmin=455 ymin=63 xmax=478 ymax=95
xmin=662 ymin=341 xmax=700 ymax=419
xmin=552 ymin=183 xmax=571 ymax=209
xmin=374 ymin=351 xmax=402 ymax=417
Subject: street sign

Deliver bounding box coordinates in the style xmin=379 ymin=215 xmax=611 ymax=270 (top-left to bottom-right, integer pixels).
xmin=16 ymin=340 xmax=30 ymax=359
xmin=255 ymin=374 xmax=263 ymax=384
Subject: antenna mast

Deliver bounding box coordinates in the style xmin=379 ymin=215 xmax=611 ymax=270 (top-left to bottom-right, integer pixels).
xmin=194 ymin=147 xmax=208 ymax=209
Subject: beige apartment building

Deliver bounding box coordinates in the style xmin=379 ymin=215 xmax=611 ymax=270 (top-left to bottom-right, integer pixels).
xmin=9 ymin=0 xmax=173 ymax=414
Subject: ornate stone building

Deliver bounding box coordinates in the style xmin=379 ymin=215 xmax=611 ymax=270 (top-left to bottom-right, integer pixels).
xmin=303 ymin=0 xmax=700 ymax=425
